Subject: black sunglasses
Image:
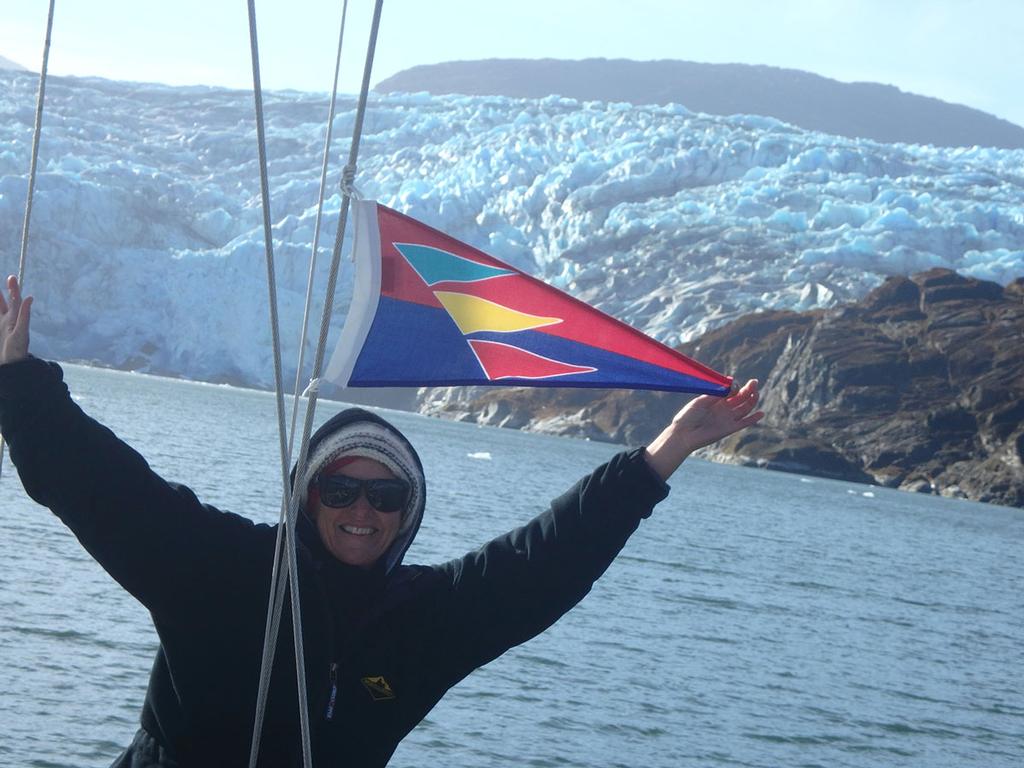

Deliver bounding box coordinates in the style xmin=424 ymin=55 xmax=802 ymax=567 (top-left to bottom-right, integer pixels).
xmin=316 ymin=474 xmax=410 ymax=513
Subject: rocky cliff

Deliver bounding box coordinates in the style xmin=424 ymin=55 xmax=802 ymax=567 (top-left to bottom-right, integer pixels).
xmin=422 ymin=269 xmax=1024 ymax=508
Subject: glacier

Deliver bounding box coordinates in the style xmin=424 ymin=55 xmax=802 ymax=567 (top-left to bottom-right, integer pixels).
xmin=1 ymin=70 xmax=1022 ymax=390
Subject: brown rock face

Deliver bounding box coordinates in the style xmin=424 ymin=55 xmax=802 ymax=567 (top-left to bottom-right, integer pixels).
xmin=426 ymin=269 xmax=1024 ymax=508
xmin=755 ymin=270 xmax=1024 ymax=505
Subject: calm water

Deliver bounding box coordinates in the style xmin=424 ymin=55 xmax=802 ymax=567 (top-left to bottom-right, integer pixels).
xmin=1 ymin=364 xmax=1022 ymax=767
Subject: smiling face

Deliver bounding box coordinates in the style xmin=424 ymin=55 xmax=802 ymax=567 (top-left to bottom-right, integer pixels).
xmin=310 ymin=457 xmax=404 ymax=569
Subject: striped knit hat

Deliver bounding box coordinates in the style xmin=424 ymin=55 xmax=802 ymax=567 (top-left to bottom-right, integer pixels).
xmin=297 ymin=408 xmax=426 ymax=573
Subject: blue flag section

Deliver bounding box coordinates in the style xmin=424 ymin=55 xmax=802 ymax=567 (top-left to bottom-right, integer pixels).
xmin=326 ymin=201 xmax=732 ymax=395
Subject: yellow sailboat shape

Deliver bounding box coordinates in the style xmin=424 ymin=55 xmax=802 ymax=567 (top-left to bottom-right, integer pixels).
xmin=433 ymin=291 xmax=562 ymax=334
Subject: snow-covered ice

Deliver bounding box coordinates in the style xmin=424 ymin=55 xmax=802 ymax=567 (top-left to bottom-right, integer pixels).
xmin=1 ymin=72 xmax=1022 ymax=388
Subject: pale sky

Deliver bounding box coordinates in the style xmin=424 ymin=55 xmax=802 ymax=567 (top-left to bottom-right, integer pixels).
xmin=2 ymin=0 xmax=1022 ymax=128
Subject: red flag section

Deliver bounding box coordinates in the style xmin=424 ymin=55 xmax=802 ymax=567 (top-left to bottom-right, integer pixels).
xmin=468 ymin=340 xmax=598 ymax=380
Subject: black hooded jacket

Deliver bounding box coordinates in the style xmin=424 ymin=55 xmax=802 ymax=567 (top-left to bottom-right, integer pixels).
xmin=0 ymin=357 xmax=669 ymax=767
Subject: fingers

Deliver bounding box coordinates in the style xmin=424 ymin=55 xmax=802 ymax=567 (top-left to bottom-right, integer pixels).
xmin=724 ymin=380 xmax=762 ymax=431
xmin=2 ymin=276 xmax=32 ymax=341
xmin=19 ymin=295 xmax=33 ymax=328
xmin=740 ymin=410 xmax=765 ymax=427
xmin=9 ymin=275 xmax=22 ymax=308
xmin=0 ymin=276 xmax=11 ymax=316
xmin=726 ymin=378 xmax=757 ymax=395
xmin=2 ymin=275 xmax=22 ymax=317
xmin=726 ymin=378 xmax=758 ymax=407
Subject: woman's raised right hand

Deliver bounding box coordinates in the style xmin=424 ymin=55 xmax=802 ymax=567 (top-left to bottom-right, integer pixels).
xmin=0 ymin=276 xmax=33 ymax=366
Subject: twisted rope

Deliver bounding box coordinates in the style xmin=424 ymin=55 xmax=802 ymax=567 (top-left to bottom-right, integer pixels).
xmin=1 ymin=0 xmax=56 ymax=484
xmin=258 ymin=1 xmax=385 ymax=752
xmin=243 ymin=0 xmax=313 ymax=765
xmin=281 ymin=2 xmax=385 ymax=537
xmin=287 ymin=0 xmax=350 ymax=462
xmin=248 ymin=1 xmax=385 ymax=766
xmin=250 ymin=1 xmax=350 ymax=764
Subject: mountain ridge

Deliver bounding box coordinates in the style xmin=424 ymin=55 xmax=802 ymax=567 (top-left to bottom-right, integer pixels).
xmin=0 ymin=55 xmax=28 ymax=71
xmin=377 ymin=58 xmax=1024 ymax=149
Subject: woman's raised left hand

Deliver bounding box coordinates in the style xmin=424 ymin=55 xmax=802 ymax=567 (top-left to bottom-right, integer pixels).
xmin=645 ymin=378 xmax=764 ymax=481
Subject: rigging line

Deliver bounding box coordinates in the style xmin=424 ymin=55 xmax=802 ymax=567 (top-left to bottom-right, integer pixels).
xmin=310 ymin=0 xmax=385 ymax=387
xmin=243 ymin=1 xmax=314 ymax=767
xmin=1 ymin=0 xmax=56 ymax=485
xmin=282 ymin=0 xmax=385 ymax=545
xmin=248 ymin=2 xmax=385 ymax=763
xmin=249 ymin=2 xmax=351 ymax=765
xmin=247 ymin=495 xmax=291 ymax=768
xmin=248 ymin=525 xmax=292 ymax=766
xmin=263 ymin=0 xmax=385 ymax=754
xmin=18 ymin=0 xmax=55 ymax=284
xmin=287 ymin=0 xmax=350 ymax=463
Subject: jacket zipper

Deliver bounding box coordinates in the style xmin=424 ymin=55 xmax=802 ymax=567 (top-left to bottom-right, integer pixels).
xmin=325 ymin=662 xmax=338 ymax=721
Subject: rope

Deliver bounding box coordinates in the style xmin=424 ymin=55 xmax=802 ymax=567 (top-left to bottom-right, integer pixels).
xmin=243 ymin=1 xmax=314 ymax=766
xmin=287 ymin=0 xmax=350 ymax=464
xmin=248 ymin=2 xmax=385 ymax=759
xmin=310 ymin=0 xmax=385 ymax=390
xmin=340 ymin=164 xmax=361 ymax=199
xmin=1 ymin=0 xmax=55 ymax=484
xmin=248 ymin=499 xmax=291 ymax=768
xmin=301 ymin=377 xmax=321 ymax=398
xmin=250 ymin=3 xmax=350 ymax=764
xmin=18 ymin=0 xmax=55 ymax=283
xmin=282 ymin=0 xmax=385 ymax=534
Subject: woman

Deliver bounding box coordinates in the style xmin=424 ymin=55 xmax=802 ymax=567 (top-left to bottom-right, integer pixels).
xmin=0 ymin=276 xmax=762 ymax=766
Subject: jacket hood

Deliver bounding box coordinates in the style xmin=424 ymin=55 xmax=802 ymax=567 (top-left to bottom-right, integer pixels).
xmin=292 ymin=407 xmax=426 ymax=573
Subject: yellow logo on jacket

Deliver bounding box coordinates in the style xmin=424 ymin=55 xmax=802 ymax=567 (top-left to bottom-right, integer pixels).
xmin=361 ymin=675 xmax=396 ymax=701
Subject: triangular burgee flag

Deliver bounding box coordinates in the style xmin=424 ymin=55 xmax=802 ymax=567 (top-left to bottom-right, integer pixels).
xmin=326 ymin=201 xmax=732 ymax=395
